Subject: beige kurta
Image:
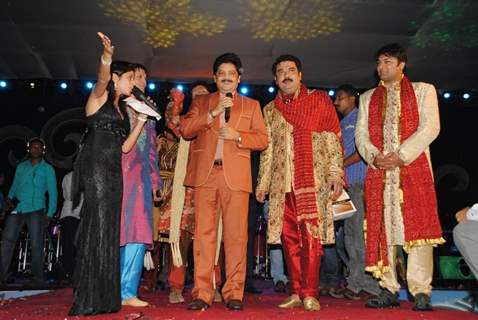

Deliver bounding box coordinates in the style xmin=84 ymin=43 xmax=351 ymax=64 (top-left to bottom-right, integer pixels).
xmin=256 ymin=97 xmax=344 ymax=245
xmin=355 ymin=81 xmax=440 ymax=247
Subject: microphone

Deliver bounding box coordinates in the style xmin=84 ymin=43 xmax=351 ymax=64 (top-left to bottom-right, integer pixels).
xmin=131 ymin=86 xmax=159 ymax=113
xmin=225 ymin=92 xmax=233 ymax=123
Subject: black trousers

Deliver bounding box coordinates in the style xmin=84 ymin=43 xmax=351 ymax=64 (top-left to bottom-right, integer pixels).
xmin=60 ymin=216 xmax=80 ymax=277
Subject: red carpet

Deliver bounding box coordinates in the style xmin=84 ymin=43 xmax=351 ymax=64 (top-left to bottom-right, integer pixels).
xmin=1 ymin=287 xmax=477 ymax=320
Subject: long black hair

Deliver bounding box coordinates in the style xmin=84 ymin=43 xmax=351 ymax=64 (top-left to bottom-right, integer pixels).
xmin=107 ymin=60 xmax=135 ymax=120
xmin=107 ymin=60 xmax=135 ymax=103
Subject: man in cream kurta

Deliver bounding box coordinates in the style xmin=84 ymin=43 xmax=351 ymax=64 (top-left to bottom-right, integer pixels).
xmin=355 ymin=43 xmax=443 ymax=311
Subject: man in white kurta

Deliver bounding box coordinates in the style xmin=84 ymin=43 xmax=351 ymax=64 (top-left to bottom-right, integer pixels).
xmin=355 ymin=43 xmax=444 ymax=311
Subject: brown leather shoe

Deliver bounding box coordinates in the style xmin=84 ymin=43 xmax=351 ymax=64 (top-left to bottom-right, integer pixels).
xmin=187 ymin=299 xmax=209 ymax=311
xmin=226 ymin=299 xmax=243 ymax=311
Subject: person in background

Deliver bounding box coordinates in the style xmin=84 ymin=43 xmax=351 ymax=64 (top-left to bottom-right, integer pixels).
xmin=165 ymin=82 xmax=222 ymax=305
xmin=319 ymin=225 xmax=347 ymax=298
xmin=0 ymin=137 xmax=57 ymax=284
xmin=453 ymin=205 xmax=478 ymax=279
xmin=59 ymin=170 xmax=83 ymax=282
xmin=263 ymin=200 xmax=288 ymax=293
xmin=0 ymin=172 xmax=6 ymax=217
xmin=334 ymin=84 xmax=381 ymax=300
xmin=244 ymin=151 xmax=264 ymax=294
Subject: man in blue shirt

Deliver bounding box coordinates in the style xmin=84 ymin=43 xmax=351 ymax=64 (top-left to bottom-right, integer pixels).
xmin=334 ymin=85 xmax=380 ymax=300
xmin=0 ymin=137 xmax=57 ymax=283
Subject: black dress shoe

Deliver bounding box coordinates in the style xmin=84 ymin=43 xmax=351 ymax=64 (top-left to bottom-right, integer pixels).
xmin=274 ymin=280 xmax=287 ymax=293
xmin=343 ymin=288 xmax=373 ymax=301
xmin=412 ymin=293 xmax=432 ymax=311
xmin=328 ymin=287 xmax=345 ymax=299
xmin=342 ymin=288 xmax=362 ymax=301
xmin=365 ymin=289 xmax=400 ymax=308
xmin=187 ymin=299 xmax=210 ymax=311
xmin=226 ymin=299 xmax=243 ymax=311
xmin=245 ymin=285 xmax=262 ymax=294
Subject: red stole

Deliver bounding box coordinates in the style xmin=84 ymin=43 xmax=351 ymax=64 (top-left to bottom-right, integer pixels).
xmin=275 ymin=85 xmax=341 ymax=244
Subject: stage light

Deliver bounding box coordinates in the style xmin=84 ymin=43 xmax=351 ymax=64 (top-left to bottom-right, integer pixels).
xmin=85 ymin=81 xmax=94 ymax=89
xmin=99 ymin=0 xmax=226 ymax=48
xmin=148 ymin=82 xmax=156 ymax=90
xmin=463 ymin=93 xmax=470 ymax=100
xmin=240 ymin=86 xmax=249 ymax=95
xmin=30 ymin=82 xmax=35 ymax=89
xmin=0 ymin=80 xmax=6 ymax=88
xmin=268 ymin=86 xmax=275 ymax=93
xmin=443 ymin=92 xmax=451 ymax=99
xmin=328 ymin=89 xmax=335 ymax=96
xmin=176 ymin=84 xmax=184 ymax=92
xmin=60 ymin=82 xmax=68 ymax=90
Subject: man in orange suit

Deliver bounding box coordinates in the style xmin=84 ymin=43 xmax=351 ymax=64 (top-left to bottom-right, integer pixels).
xmin=179 ymin=53 xmax=268 ymax=311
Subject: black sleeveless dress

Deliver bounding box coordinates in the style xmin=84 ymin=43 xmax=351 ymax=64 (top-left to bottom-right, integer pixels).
xmin=69 ymin=99 xmax=129 ymax=316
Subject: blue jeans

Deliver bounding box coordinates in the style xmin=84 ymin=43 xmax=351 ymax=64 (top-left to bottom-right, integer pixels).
xmin=269 ymin=244 xmax=288 ymax=284
xmin=320 ymin=224 xmax=347 ymax=287
xmin=0 ymin=210 xmax=46 ymax=280
xmin=344 ymin=184 xmax=381 ymax=295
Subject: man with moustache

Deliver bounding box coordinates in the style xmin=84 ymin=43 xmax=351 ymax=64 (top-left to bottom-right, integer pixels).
xmin=256 ymin=55 xmax=344 ymax=311
xmin=355 ymin=43 xmax=443 ymax=311
xmin=179 ymin=53 xmax=268 ymax=311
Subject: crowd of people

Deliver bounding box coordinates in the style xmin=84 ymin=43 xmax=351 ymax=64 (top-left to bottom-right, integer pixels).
xmin=0 ymin=31 xmax=476 ymax=316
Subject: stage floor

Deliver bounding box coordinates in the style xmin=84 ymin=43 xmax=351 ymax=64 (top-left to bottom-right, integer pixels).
xmin=1 ymin=282 xmax=477 ymax=320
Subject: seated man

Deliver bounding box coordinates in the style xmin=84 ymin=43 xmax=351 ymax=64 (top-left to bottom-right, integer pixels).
xmin=453 ymin=204 xmax=478 ymax=279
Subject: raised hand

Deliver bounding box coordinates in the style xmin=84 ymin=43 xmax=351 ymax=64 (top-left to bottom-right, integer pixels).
xmin=97 ymin=32 xmax=114 ymax=59
xmin=170 ymin=88 xmax=185 ymax=104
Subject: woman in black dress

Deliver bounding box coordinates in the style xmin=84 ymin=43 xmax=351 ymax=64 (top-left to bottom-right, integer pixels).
xmin=69 ymin=32 xmax=148 ymax=316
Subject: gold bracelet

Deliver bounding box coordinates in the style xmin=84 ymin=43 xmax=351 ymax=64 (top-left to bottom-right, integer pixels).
xmin=101 ymin=55 xmax=112 ymax=66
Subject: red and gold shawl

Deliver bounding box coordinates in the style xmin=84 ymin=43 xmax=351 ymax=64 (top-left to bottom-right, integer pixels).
xmin=275 ymin=85 xmax=341 ymax=246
